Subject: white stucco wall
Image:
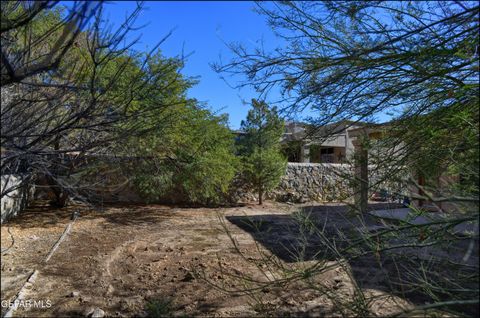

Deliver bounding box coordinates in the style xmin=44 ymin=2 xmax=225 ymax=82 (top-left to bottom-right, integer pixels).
xmin=1 ymin=175 xmax=34 ymax=223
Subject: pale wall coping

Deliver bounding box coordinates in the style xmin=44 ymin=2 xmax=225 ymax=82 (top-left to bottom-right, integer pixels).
xmin=286 ymin=162 xmax=405 ymax=170
xmin=287 ymin=162 xmax=350 ymax=168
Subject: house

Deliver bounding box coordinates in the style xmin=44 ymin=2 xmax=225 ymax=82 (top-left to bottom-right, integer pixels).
xmin=282 ymin=120 xmax=367 ymax=163
xmin=234 ymin=120 xmax=368 ymax=163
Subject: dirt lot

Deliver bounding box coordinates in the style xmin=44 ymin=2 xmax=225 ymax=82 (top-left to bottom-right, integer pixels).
xmin=1 ymin=201 xmax=477 ymax=317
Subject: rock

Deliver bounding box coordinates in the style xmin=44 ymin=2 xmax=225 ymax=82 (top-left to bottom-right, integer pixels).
xmin=91 ymin=307 xmax=105 ymax=318
xmin=84 ymin=307 xmax=95 ymax=317
xmin=181 ymin=272 xmax=195 ymax=282
xmin=68 ymin=291 xmax=80 ymax=298
xmin=79 ymin=294 xmax=92 ymax=303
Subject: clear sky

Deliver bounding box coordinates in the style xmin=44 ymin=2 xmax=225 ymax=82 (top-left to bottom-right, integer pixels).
xmin=101 ymin=1 xmax=286 ymax=129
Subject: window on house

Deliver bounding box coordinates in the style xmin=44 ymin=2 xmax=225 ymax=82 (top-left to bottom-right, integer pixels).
xmin=320 ymin=148 xmax=334 ymax=154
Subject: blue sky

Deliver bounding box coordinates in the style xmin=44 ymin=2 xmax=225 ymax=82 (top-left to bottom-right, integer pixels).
xmin=101 ymin=1 xmax=285 ymax=129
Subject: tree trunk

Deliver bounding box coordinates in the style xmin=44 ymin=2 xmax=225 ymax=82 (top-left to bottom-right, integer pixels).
xmin=46 ymin=174 xmax=69 ymax=208
xmin=48 ymin=135 xmax=69 ymax=208
xmin=258 ymin=186 xmax=263 ymax=205
xmin=418 ymin=172 xmax=425 ymax=207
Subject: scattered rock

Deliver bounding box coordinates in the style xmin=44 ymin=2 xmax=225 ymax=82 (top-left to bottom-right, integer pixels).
xmin=83 ymin=307 xmax=94 ymax=317
xmin=181 ymin=272 xmax=195 ymax=282
xmin=68 ymin=291 xmax=80 ymax=298
xmin=91 ymin=307 xmax=105 ymax=318
xmin=79 ymin=295 xmax=92 ymax=303
xmin=119 ymin=296 xmax=145 ymax=312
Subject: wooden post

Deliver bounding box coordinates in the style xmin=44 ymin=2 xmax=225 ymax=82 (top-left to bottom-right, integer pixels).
xmin=300 ymin=143 xmax=310 ymax=163
xmin=353 ymin=138 xmax=369 ymax=214
xmin=417 ymin=172 xmax=425 ymax=207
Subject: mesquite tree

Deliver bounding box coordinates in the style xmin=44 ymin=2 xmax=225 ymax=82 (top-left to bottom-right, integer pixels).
xmin=0 ymin=1 xmax=186 ymax=207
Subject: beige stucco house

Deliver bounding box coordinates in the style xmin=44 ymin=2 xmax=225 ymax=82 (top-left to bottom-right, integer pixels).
xmin=282 ymin=120 xmax=367 ymax=163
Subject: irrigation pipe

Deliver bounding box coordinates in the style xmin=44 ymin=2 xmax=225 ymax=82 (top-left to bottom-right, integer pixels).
xmin=2 ymin=212 xmax=79 ymax=318
xmin=44 ymin=213 xmax=78 ymax=263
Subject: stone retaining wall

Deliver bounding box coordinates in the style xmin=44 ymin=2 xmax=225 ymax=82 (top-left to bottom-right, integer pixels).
xmin=271 ymin=163 xmax=354 ymax=202
xmin=266 ymin=163 xmax=407 ymax=203
xmin=87 ymin=162 xmax=407 ymax=204
xmin=32 ymin=162 xmax=407 ymax=207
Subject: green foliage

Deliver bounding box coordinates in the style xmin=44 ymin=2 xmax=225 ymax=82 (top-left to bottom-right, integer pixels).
xmin=145 ymin=298 xmax=174 ymax=318
xmin=281 ymin=140 xmax=302 ymax=163
xmin=131 ymin=106 xmax=238 ymax=205
xmin=167 ymin=110 xmax=239 ymax=205
xmin=242 ymin=148 xmax=286 ymax=200
xmin=121 ymin=54 xmax=238 ymax=205
xmin=238 ymin=99 xmax=287 ymax=204
xmin=216 ymin=1 xmax=479 ymax=203
xmin=238 ymin=99 xmax=285 ymax=152
xmin=1 ymin=3 xmax=66 ymax=53
xmin=402 ymin=98 xmax=479 ymax=197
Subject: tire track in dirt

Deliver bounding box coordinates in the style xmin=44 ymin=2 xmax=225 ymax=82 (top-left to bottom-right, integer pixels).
xmin=103 ymin=239 xmax=137 ymax=278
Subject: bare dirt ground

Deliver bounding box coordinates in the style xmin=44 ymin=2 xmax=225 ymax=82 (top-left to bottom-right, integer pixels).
xmin=1 ymin=201 xmax=477 ymax=317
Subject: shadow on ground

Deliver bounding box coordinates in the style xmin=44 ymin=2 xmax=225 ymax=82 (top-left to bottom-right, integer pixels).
xmin=6 ymin=201 xmax=180 ymax=229
xmin=226 ymin=203 xmax=479 ymax=316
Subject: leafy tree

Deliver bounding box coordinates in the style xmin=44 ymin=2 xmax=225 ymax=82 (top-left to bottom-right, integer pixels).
xmin=116 ymin=53 xmax=239 ymax=205
xmin=0 ymin=2 xmax=198 ymax=207
xmin=239 ymin=99 xmax=286 ymax=205
xmin=1 ymin=1 xmax=99 ymax=85
xmin=129 ymin=103 xmax=239 ymax=205
xmin=399 ymin=100 xmax=479 ymax=198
